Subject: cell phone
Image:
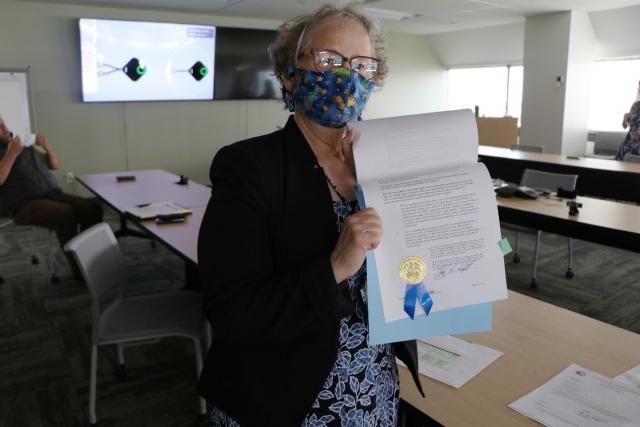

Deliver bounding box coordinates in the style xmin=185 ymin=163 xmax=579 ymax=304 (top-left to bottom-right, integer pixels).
xmin=116 ymin=175 xmax=136 ymax=182
xmin=155 ymin=213 xmax=186 ymax=224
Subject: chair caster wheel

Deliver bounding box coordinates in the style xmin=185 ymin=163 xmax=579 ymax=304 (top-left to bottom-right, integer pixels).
xmin=115 ymin=364 xmax=127 ymax=381
xmin=565 ymin=269 xmax=574 ymax=279
xmin=530 ymin=279 xmax=538 ymax=289
xmin=512 ymin=254 xmax=520 ymax=264
xmin=31 ymin=255 xmax=39 ymax=265
xmin=51 ymin=274 xmax=60 ymax=284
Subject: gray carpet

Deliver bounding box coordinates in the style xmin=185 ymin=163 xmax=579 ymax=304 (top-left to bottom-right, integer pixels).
xmin=0 ymin=204 xmax=639 ymax=427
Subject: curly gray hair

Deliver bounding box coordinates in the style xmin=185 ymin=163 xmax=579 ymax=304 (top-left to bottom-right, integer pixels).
xmin=268 ymin=3 xmax=388 ymax=105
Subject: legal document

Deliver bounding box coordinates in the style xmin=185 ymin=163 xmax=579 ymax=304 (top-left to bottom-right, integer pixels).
xmin=397 ymin=335 xmax=502 ymax=388
xmin=615 ymin=365 xmax=640 ymax=391
xmin=509 ymin=364 xmax=640 ymax=427
xmin=352 ymin=110 xmax=507 ymax=323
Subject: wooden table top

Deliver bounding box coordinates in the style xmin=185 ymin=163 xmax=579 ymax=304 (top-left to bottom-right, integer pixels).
xmin=78 ymin=170 xmax=211 ymax=212
xmin=479 ymin=145 xmax=640 ymax=174
xmin=497 ymin=195 xmax=640 ymax=235
xmin=399 ymin=291 xmax=640 ymax=426
xmin=140 ymin=205 xmax=205 ymax=264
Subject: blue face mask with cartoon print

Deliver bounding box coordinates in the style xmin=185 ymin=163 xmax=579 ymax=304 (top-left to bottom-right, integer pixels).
xmin=291 ymin=67 xmax=375 ymax=128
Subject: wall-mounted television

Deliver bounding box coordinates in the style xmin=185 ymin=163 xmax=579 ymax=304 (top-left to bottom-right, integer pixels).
xmin=79 ymin=18 xmax=215 ymax=102
xmin=214 ymin=27 xmax=280 ymax=100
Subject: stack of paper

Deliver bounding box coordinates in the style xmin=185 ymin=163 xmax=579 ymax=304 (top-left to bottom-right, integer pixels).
xmin=509 ymin=364 xmax=640 ymax=427
xmin=398 ymin=335 xmax=502 ymax=388
xmin=352 ymin=109 xmax=508 ymax=344
xmin=125 ymin=201 xmax=191 ymax=220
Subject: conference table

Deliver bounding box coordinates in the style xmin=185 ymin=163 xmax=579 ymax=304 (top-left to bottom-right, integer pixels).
xmin=79 ymin=169 xmax=640 ymax=425
xmin=78 ymin=170 xmax=209 ymax=266
xmin=497 ymin=194 xmax=640 ymax=254
xmin=399 ymin=290 xmax=640 ymax=426
xmin=478 ymin=145 xmax=640 ymax=203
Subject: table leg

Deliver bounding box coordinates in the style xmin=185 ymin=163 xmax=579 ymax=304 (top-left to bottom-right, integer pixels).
xmin=183 ymin=261 xmax=201 ymax=290
xmin=114 ymin=213 xmax=153 ymax=240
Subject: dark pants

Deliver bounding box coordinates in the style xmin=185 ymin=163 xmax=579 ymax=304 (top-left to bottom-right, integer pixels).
xmin=13 ymin=192 xmax=103 ymax=275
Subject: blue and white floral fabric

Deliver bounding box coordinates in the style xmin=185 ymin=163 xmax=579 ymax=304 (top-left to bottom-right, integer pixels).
xmin=208 ymin=200 xmax=400 ymax=427
xmin=616 ymin=102 xmax=640 ymax=160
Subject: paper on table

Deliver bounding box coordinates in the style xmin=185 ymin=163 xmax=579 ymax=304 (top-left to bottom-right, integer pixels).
xmin=398 ymin=335 xmax=502 ymax=388
xmin=352 ymin=110 xmax=507 ymax=323
xmin=509 ymin=364 xmax=640 ymax=427
xmin=125 ymin=201 xmax=191 ymax=220
xmin=615 ymin=365 xmax=640 ymax=391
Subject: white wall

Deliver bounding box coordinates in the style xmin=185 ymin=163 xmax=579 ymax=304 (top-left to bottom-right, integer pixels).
xmin=427 ymin=23 xmax=524 ymax=68
xmin=562 ymin=12 xmax=596 ymax=155
xmin=0 ymin=0 xmax=445 ymax=191
xmin=519 ymin=12 xmax=571 ymax=154
xmin=590 ymin=5 xmax=640 ymax=58
xmin=366 ymin=32 xmax=447 ymax=118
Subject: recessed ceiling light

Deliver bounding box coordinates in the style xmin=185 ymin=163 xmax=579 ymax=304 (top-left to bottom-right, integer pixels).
xmin=363 ymin=7 xmax=418 ymax=21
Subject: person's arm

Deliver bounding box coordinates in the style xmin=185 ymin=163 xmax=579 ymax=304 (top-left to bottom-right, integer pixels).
xmin=35 ymin=134 xmax=60 ymax=170
xmin=0 ymin=136 xmax=23 ymax=186
xmin=198 ymin=145 xmax=353 ymax=345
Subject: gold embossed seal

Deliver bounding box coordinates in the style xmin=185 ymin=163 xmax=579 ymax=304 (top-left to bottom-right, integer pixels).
xmin=398 ymin=256 xmax=427 ymax=285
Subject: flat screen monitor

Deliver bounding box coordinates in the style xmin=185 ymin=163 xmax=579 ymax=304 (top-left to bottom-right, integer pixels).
xmin=214 ymin=27 xmax=280 ymax=100
xmin=79 ymin=18 xmax=215 ymax=102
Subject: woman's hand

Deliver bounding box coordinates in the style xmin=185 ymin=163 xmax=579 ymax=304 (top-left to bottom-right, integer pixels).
xmin=330 ymin=207 xmax=383 ymax=283
xmin=623 ymin=112 xmax=631 ymax=129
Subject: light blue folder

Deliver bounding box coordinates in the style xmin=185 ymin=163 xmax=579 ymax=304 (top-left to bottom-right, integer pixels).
xmin=354 ymin=186 xmax=492 ymax=345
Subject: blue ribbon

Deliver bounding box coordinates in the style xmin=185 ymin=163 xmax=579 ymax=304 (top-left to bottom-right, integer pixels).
xmin=403 ymin=282 xmax=433 ymax=319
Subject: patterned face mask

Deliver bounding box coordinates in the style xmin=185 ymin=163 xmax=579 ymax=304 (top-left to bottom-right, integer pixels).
xmin=291 ymin=67 xmax=375 ymax=128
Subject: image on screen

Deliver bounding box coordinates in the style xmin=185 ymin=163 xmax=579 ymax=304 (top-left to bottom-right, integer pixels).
xmin=214 ymin=27 xmax=280 ymax=100
xmin=79 ymin=18 xmax=215 ymax=102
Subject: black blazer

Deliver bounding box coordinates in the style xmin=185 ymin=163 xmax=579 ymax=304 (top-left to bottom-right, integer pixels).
xmin=197 ymin=116 xmax=424 ymax=426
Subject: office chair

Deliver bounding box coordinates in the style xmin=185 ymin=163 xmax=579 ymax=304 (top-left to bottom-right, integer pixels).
xmin=64 ymin=223 xmax=209 ymax=426
xmin=594 ymin=131 xmax=625 ymax=156
xmin=0 ymin=218 xmax=59 ymax=284
xmin=507 ymin=169 xmax=578 ymax=288
xmin=510 ymin=144 xmax=544 ymax=153
xmin=623 ymin=153 xmax=640 ymax=163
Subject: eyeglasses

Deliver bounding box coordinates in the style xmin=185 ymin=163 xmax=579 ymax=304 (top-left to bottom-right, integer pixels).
xmin=304 ymin=48 xmax=380 ymax=80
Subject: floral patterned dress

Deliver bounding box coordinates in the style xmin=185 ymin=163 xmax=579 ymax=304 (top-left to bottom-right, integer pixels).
xmin=209 ymin=200 xmax=400 ymax=427
xmin=616 ymin=101 xmax=640 ymax=160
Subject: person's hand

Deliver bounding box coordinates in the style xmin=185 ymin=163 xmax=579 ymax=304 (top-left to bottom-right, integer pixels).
xmin=330 ymin=207 xmax=383 ymax=283
xmin=35 ymin=133 xmax=48 ymax=148
xmin=632 ymin=130 xmax=640 ymax=140
xmin=7 ymin=135 xmax=23 ymax=159
xmin=340 ymin=128 xmax=359 ymax=175
xmin=623 ymin=113 xmax=631 ymax=129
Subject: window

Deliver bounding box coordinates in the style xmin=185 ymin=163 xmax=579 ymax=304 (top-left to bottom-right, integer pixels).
xmin=447 ymin=65 xmax=523 ymax=124
xmin=588 ymin=59 xmax=640 ymax=131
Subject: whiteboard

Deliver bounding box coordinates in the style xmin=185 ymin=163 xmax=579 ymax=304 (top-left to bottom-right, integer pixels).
xmin=0 ymin=69 xmax=34 ymax=136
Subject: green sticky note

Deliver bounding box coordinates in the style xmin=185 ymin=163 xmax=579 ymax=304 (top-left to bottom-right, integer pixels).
xmin=498 ymin=238 xmax=512 ymax=256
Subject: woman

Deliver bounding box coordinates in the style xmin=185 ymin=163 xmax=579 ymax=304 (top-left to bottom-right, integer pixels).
xmin=616 ymin=80 xmax=640 ymax=160
xmin=198 ymin=5 xmax=423 ymax=426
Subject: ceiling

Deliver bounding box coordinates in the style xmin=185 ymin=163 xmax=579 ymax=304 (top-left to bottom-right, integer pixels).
xmin=16 ymin=0 xmax=640 ymax=34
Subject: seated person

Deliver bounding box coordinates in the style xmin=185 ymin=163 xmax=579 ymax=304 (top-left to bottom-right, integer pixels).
xmin=0 ymin=115 xmax=103 ymax=278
